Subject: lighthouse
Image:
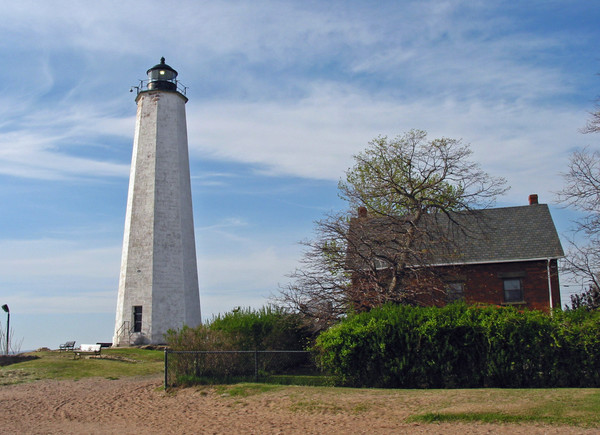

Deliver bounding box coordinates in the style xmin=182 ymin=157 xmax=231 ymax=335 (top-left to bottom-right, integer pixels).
xmin=113 ymin=58 xmax=201 ymax=346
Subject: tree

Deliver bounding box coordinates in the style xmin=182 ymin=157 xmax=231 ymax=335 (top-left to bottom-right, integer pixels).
xmin=0 ymin=322 xmax=22 ymax=355
xmin=582 ymin=109 xmax=600 ymax=134
xmin=570 ymin=284 xmax=600 ymax=310
xmin=276 ymin=130 xmax=508 ymax=327
xmin=557 ymin=79 xmax=600 ymax=306
xmin=556 ymin=74 xmax=600 ymax=295
xmin=581 ymin=92 xmax=600 ymax=134
xmin=277 ymin=211 xmax=353 ymax=331
xmin=557 ymin=148 xmax=600 ymax=301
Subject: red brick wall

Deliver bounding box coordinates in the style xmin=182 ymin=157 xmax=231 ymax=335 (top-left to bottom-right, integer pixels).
xmin=349 ymin=259 xmax=561 ymax=313
xmin=444 ymin=259 xmax=560 ymax=312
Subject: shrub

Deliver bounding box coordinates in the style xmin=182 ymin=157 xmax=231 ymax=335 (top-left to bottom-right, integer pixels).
xmin=314 ymin=303 xmax=600 ymax=388
xmin=553 ymin=308 xmax=600 ymax=386
xmin=208 ymin=305 xmax=313 ymax=351
xmin=165 ymin=325 xmax=247 ymax=381
xmin=165 ymin=306 xmax=316 ymax=382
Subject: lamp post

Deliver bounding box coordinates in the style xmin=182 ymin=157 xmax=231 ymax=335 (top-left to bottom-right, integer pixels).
xmin=1 ymin=304 xmax=9 ymax=355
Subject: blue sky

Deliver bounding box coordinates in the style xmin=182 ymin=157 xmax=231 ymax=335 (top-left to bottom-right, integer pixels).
xmin=0 ymin=1 xmax=599 ymax=350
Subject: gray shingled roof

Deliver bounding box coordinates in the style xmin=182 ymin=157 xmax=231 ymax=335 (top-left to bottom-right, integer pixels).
xmin=435 ymin=203 xmax=564 ymax=264
xmin=347 ymin=203 xmax=564 ymax=269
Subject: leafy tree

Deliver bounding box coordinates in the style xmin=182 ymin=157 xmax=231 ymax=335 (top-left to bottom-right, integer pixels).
xmin=339 ymin=130 xmax=505 ymax=215
xmin=277 ymin=130 xmax=508 ymax=327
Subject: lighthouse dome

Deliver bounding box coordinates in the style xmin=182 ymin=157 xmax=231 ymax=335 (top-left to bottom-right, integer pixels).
xmin=147 ymin=57 xmax=178 ymax=91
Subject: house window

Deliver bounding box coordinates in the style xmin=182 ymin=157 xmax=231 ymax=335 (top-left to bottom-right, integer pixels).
xmin=133 ymin=306 xmax=143 ymax=333
xmin=503 ymin=278 xmax=523 ymax=302
xmin=447 ymin=282 xmax=465 ymax=302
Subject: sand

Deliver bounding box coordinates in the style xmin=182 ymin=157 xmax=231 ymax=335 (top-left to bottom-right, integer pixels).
xmin=0 ymin=375 xmax=596 ymax=434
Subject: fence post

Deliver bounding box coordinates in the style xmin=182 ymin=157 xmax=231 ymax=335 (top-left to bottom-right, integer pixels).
xmin=164 ymin=348 xmax=169 ymax=390
xmin=254 ymin=350 xmax=258 ymax=382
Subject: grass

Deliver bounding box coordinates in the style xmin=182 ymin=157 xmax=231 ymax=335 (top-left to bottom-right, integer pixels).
xmin=405 ymin=388 xmax=600 ymax=428
xmin=213 ymin=383 xmax=281 ymax=397
xmin=172 ymin=373 xmax=334 ymax=388
xmin=289 ymin=398 xmax=345 ymax=413
xmin=0 ymin=348 xmax=164 ymax=385
xmin=263 ymin=374 xmax=335 ymax=386
xmin=411 ymin=412 xmax=568 ymax=425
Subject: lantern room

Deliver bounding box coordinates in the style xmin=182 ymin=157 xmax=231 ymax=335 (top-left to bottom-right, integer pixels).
xmin=147 ymin=57 xmax=178 ymax=91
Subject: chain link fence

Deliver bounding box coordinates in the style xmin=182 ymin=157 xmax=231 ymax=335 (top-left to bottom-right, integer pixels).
xmin=164 ymin=349 xmax=324 ymax=389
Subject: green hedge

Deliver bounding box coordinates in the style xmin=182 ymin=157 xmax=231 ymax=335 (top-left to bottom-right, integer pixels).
xmin=166 ymin=306 xmax=313 ymax=352
xmin=314 ymin=303 xmax=600 ymax=388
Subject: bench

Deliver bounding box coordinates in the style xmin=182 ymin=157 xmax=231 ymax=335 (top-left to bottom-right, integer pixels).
xmin=59 ymin=341 xmax=76 ymax=352
xmin=96 ymin=342 xmax=112 ymax=348
xmin=74 ymin=344 xmax=102 ymax=359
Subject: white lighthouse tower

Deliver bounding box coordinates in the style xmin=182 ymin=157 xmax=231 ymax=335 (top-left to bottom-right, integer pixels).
xmin=113 ymin=58 xmax=201 ymax=346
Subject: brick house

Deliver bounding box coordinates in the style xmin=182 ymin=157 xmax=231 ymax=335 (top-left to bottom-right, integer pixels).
xmin=347 ymin=195 xmax=564 ymax=313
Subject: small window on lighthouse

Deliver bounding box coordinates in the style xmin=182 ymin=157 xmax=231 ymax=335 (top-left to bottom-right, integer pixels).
xmin=133 ymin=306 xmax=143 ymax=333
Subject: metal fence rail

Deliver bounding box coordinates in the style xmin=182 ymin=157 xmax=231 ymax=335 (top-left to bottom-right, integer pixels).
xmin=164 ymin=349 xmax=316 ymax=389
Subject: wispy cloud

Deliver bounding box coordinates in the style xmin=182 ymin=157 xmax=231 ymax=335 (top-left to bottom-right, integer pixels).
xmin=187 ymin=83 xmax=589 ymax=205
xmin=7 ymin=292 xmax=116 ymax=315
xmin=192 ymin=171 xmax=241 ymax=187
xmin=0 ymin=103 xmax=131 ymax=179
xmin=197 ymin=217 xmax=248 ymax=232
xmin=0 ymin=239 xmax=121 ymax=314
xmin=0 ymin=137 xmax=129 ymax=180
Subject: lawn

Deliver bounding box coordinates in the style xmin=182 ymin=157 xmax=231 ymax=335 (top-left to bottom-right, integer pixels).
xmin=402 ymin=387 xmax=600 ymax=427
xmin=207 ymin=383 xmax=600 ymax=428
xmin=0 ymin=348 xmax=164 ymax=384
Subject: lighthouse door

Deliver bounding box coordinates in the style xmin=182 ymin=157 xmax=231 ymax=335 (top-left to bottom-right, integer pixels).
xmin=133 ymin=306 xmax=143 ymax=333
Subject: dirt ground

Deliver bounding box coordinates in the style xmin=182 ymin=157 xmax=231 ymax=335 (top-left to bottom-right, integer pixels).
xmin=0 ymin=375 xmax=596 ymax=434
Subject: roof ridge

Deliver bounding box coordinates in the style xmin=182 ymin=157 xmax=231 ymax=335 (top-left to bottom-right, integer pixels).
xmin=478 ymin=203 xmax=549 ymax=211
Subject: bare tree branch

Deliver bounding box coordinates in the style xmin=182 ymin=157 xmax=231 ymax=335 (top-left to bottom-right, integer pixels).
xmin=581 ymin=104 xmax=600 ymax=134
xmin=274 ymin=130 xmax=508 ymax=328
xmin=557 ymin=148 xmax=600 ymax=299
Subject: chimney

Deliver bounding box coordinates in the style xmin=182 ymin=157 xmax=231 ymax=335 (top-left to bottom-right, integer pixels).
xmin=529 ymin=194 xmax=538 ymax=205
xmin=358 ymin=207 xmax=368 ymax=218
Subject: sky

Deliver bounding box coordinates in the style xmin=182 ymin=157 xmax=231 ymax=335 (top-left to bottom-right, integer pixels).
xmin=0 ymin=1 xmax=599 ymax=351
